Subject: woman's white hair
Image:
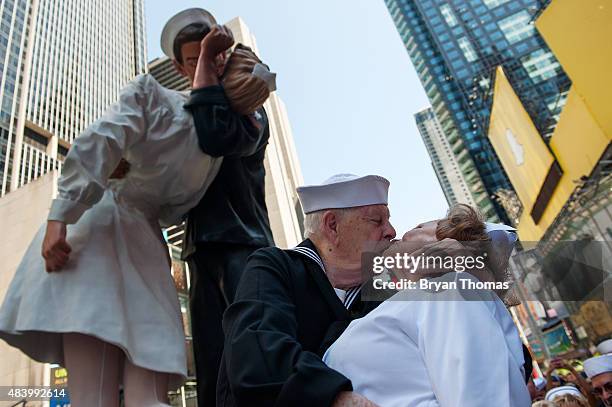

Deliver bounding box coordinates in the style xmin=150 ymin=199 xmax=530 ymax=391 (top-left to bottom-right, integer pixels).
xmin=303 ymin=208 xmax=355 ymax=238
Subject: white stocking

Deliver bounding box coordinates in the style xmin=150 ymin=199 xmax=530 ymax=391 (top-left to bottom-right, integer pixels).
xmin=123 ymin=356 xmax=171 ymax=407
xmin=62 ymin=333 xmax=121 ymax=407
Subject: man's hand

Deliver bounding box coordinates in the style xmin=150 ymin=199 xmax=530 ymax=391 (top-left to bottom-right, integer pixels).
xmin=109 ymin=158 xmax=130 ymax=179
xmin=42 ymin=220 xmax=71 ymax=272
xmin=332 ymin=392 xmax=379 ymax=407
xmin=200 ymin=25 xmax=234 ymax=62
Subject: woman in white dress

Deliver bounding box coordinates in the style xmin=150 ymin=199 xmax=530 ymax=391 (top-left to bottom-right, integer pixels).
xmin=324 ymin=204 xmax=532 ymax=407
xmin=0 ymin=13 xmax=275 ymax=406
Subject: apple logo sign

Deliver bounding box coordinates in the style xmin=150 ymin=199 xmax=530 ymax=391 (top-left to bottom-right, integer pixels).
xmin=505 ymin=129 xmax=525 ymax=166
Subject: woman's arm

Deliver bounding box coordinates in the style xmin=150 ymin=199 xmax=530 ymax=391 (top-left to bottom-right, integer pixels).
xmin=192 ymin=25 xmax=234 ymax=89
xmin=43 ymin=75 xmax=150 ymax=272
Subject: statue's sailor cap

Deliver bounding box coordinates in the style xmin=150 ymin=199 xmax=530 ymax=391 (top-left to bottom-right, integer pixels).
xmin=297 ymin=174 xmax=390 ymax=214
xmin=584 ymin=354 xmax=612 ymax=378
xmin=161 ymin=8 xmax=217 ymax=59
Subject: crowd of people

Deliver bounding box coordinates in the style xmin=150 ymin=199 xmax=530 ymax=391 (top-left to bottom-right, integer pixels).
xmin=0 ymin=6 xmax=607 ymax=407
xmin=528 ymin=343 xmax=612 ymax=407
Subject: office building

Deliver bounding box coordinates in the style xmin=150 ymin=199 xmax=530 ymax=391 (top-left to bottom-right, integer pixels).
xmin=0 ymin=0 xmax=147 ymax=196
xmin=415 ymin=106 xmax=484 ymax=209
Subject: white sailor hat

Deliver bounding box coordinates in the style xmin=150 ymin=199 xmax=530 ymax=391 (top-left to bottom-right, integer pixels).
xmin=597 ymin=339 xmax=612 ymax=355
xmin=584 ymin=354 xmax=612 ymax=378
xmin=297 ymin=174 xmax=390 ymax=214
xmin=545 ymin=385 xmax=585 ymax=401
xmin=161 ymin=8 xmax=217 ymax=59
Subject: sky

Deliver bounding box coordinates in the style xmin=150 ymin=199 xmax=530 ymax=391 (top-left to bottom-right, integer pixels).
xmin=145 ymin=0 xmax=449 ymax=235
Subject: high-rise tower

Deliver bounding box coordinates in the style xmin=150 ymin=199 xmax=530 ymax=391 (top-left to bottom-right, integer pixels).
xmin=0 ymin=0 xmax=147 ymax=195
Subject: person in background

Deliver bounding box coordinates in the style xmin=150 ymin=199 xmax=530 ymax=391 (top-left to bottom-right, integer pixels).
xmin=552 ymin=394 xmax=591 ymax=407
xmin=545 ymin=386 xmax=590 ymax=407
xmin=545 ymin=358 xmax=598 ymax=406
xmin=584 ymin=354 xmax=612 ymax=406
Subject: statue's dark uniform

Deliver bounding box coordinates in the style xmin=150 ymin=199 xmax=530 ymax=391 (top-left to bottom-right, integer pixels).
xmin=183 ymin=85 xmax=274 ymax=407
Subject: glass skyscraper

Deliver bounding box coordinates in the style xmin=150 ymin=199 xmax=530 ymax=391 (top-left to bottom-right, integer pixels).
xmin=385 ymin=0 xmax=570 ymax=222
xmin=0 ymin=0 xmax=30 ymax=196
xmin=0 ymin=0 xmax=147 ymax=196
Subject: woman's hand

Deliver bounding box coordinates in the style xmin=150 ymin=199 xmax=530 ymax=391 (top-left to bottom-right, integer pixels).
xmin=193 ymin=25 xmax=234 ymax=89
xmin=42 ymin=220 xmax=71 ymax=272
xmin=200 ymin=25 xmax=234 ymax=62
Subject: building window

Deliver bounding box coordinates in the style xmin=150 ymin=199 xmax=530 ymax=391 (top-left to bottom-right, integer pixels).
xmin=452 ymin=26 xmax=464 ymax=36
xmin=474 ymin=5 xmax=487 ymax=15
xmin=447 ymin=50 xmax=460 ymax=60
xmin=456 ymin=67 xmax=470 ymax=79
xmin=521 ymin=49 xmax=561 ymax=83
xmin=430 ymin=16 xmax=442 ymax=26
xmin=498 ymin=11 xmax=535 ymax=44
xmin=458 ymin=37 xmax=478 ymax=62
xmin=483 ymin=0 xmax=510 ymax=9
xmin=440 ymin=4 xmax=458 ymax=27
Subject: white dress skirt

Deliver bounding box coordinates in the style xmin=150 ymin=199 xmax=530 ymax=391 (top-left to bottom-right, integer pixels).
xmin=0 ymin=74 xmax=222 ymax=390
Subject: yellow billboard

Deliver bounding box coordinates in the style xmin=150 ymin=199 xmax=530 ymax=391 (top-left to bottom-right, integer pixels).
xmin=536 ymin=0 xmax=612 ymax=140
xmin=488 ymin=67 xmax=559 ymax=224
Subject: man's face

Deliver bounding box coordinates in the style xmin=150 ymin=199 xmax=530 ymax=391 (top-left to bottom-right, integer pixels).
xmin=173 ymin=41 xmax=201 ymax=83
xmin=334 ymin=204 xmax=396 ymax=264
xmin=173 ymin=41 xmax=227 ymax=86
xmin=592 ymin=372 xmax=612 ymax=406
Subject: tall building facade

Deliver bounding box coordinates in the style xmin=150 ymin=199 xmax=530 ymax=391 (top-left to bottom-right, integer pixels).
xmin=385 ymin=0 xmax=571 ymax=223
xmin=415 ymin=107 xmax=480 ymax=208
xmin=0 ymin=0 xmax=147 ymax=196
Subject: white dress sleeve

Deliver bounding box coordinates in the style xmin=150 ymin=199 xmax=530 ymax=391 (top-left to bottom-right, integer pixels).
xmin=416 ymin=298 xmax=523 ymax=407
xmin=48 ymin=75 xmax=151 ymax=224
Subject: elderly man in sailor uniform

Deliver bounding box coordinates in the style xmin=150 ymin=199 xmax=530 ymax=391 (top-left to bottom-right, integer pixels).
xmin=218 ymin=174 xmax=396 ymax=407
